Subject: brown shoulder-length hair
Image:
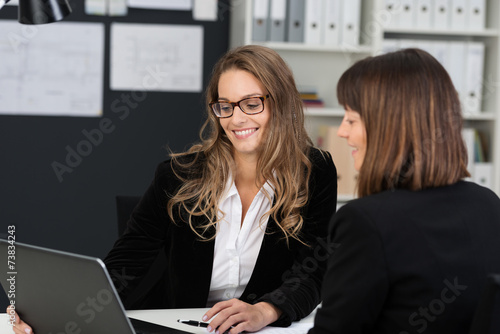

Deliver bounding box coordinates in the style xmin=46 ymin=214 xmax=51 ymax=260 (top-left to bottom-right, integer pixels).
xmin=167 ymin=45 xmax=313 ymax=242
xmin=337 ymin=48 xmax=470 ymax=197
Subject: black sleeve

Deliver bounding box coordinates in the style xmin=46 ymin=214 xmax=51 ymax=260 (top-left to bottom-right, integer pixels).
xmin=308 ymin=203 xmax=389 ymax=334
xmin=258 ymin=149 xmax=338 ymax=326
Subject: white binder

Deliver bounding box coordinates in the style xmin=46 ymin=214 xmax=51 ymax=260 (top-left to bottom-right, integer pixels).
xmin=268 ymin=0 xmax=287 ymax=42
xmin=467 ymin=0 xmax=486 ymax=31
xmin=431 ymin=40 xmax=449 ymax=68
xmin=463 ymin=42 xmax=485 ymax=114
xmin=450 ymin=0 xmax=467 ymax=31
xmin=415 ymin=0 xmax=432 ymax=29
xmin=382 ymin=39 xmax=401 ymax=54
xmin=462 ymin=128 xmax=476 ymax=179
xmin=473 ymin=162 xmax=493 ymax=189
xmin=252 ymin=0 xmax=269 ymax=42
xmin=446 ymin=41 xmax=466 ymax=104
xmin=322 ymin=0 xmax=341 ymax=46
xmin=432 ymin=0 xmax=450 ymax=29
xmin=414 ymin=39 xmax=435 ymax=58
xmin=398 ymin=0 xmax=416 ymax=29
xmin=398 ymin=38 xmax=419 ymax=50
xmin=287 ymin=0 xmax=305 ymax=42
xmin=304 ymin=0 xmax=324 ymax=44
xmin=385 ymin=0 xmax=401 ymax=29
xmin=340 ymin=0 xmax=361 ymax=47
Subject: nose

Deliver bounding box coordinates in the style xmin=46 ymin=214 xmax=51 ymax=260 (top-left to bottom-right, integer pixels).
xmin=231 ymin=105 xmax=248 ymax=123
xmin=337 ymin=117 xmax=349 ymax=138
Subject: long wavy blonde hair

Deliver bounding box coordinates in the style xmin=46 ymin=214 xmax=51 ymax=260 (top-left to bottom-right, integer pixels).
xmin=167 ymin=45 xmax=313 ymax=243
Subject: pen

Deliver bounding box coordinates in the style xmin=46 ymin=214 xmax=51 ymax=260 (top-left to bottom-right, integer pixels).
xmin=177 ymin=319 xmax=234 ymax=333
xmin=177 ymin=319 xmax=210 ymax=328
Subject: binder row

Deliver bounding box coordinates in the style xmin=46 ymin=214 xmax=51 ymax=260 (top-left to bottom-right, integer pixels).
xmin=252 ymin=0 xmax=362 ymax=46
xmin=385 ymin=0 xmax=486 ymax=31
xmin=383 ymin=39 xmax=485 ymax=114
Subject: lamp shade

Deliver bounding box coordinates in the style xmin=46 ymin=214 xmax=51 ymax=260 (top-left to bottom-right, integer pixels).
xmin=18 ymin=0 xmax=72 ymax=25
xmin=0 ymin=0 xmax=12 ymax=11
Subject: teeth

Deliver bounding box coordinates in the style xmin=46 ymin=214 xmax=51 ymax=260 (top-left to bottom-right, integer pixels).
xmin=234 ymin=129 xmax=256 ymax=136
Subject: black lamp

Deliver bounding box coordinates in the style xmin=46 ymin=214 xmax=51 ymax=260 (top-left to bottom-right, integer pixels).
xmin=0 ymin=0 xmax=72 ymax=25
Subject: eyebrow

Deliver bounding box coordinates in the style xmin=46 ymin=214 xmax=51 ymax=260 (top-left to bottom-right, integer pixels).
xmin=217 ymin=93 xmax=264 ymax=101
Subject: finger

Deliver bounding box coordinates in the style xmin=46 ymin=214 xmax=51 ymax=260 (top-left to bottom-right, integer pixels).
xmin=202 ymin=299 xmax=235 ymax=322
xmin=6 ymin=309 xmax=33 ymax=334
xmin=211 ymin=301 xmax=252 ymax=334
xmin=12 ymin=321 xmax=33 ymax=334
xmin=6 ymin=306 xmax=17 ymax=325
xmin=206 ymin=302 xmax=242 ymax=333
xmin=13 ymin=320 xmax=33 ymax=334
xmin=228 ymin=322 xmax=247 ymax=334
xmin=216 ymin=313 xmax=245 ymax=334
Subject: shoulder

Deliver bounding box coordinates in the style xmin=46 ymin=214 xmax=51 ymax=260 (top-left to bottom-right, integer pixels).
xmin=155 ymin=152 xmax=205 ymax=174
xmin=153 ymin=152 xmax=206 ymax=189
xmin=308 ymin=146 xmax=333 ymax=165
xmin=450 ymin=180 xmax=500 ymax=203
xmin=307 ymin=147 xmax=336 ymax=175
xmin=335 ymin=180 xmax=500 ymax=231
xmin=305 ymin=147 xmax=337 ymax=206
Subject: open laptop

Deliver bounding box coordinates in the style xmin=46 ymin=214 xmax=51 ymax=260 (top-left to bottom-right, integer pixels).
xmin=0 ymin=239 xmax=190 ymax=334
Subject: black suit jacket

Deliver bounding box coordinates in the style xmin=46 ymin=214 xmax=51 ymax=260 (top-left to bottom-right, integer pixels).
xmin=104 ymin=147 xmax=337 ymax=326
xmin=310 ymin=181 xmax=500 ymax=334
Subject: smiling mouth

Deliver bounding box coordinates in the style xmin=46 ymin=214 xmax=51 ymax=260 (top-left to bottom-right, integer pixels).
xmin=233 ymin=129 xmax=257 ymax=137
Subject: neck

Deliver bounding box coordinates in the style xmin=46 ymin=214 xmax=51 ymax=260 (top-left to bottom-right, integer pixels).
xmin=233 ymin=153 xmax=262 ymax=189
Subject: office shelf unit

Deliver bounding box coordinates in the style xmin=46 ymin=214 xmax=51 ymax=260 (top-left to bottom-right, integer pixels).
xmin=229 ymin=0 xmax=500 ymax=196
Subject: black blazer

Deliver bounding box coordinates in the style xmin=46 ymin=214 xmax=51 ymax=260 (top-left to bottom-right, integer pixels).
xmin=104 ymin=147 xmax=337 ymax=326
xmin=310 ymin=181 xmax=500 ymax=334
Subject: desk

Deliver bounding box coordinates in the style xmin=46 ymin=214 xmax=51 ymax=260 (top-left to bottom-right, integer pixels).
xmin=0 ymin=308 xmax=315 ymax=334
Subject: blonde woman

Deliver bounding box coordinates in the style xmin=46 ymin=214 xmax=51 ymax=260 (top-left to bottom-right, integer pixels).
xmin=10 ymin=45 xmax=337 ymax=334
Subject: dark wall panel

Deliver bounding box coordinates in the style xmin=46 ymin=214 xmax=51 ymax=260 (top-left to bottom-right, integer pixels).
xmin=0 ymin=1 xmax=230 ymax=260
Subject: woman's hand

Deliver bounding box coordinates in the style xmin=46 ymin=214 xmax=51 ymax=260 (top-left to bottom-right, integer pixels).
xmin=6 ymin=306 xmax=33 ymax=334
xmin=202 ymin=299 xmax=282 ymax=334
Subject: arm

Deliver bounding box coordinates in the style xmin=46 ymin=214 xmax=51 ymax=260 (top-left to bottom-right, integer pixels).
xmin=309 ymin=203 xmax=389 ymax=334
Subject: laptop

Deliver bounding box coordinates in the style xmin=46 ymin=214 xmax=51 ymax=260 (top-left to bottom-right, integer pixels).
xmin=0 ymin=239 xmax=190 ymax=334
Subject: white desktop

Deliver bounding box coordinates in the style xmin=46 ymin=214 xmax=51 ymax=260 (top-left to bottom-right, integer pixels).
xmin=0 ymin=308 xmax=316 ymax=334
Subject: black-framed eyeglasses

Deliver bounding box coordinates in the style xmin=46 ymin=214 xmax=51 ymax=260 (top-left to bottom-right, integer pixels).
xmin=209 ymin=94 xmax=270 ymax=118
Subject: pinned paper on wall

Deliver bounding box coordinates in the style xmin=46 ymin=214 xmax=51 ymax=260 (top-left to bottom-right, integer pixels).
xmin=0 ymin=20 xmax=105 ymax=117
xmin=110 ymin=23 xmax=203 ymax=92
xmin=85 ymin=0 xmax=127 ymax=16
xmin=193 ymin=0 xmax=218 ymax=21
xmin=85 ymin=0 xmax=107 ymax=15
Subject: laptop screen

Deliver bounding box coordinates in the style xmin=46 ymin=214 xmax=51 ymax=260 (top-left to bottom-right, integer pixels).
xmin=0 ymin=240 xmax=189 ymax=334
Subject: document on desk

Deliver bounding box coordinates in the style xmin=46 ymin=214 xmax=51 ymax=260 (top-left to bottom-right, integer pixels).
xmin=110 ymin=23 xmax=203 ymax=92
xmin=0 ymin=20 xmax=104 ymax=117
